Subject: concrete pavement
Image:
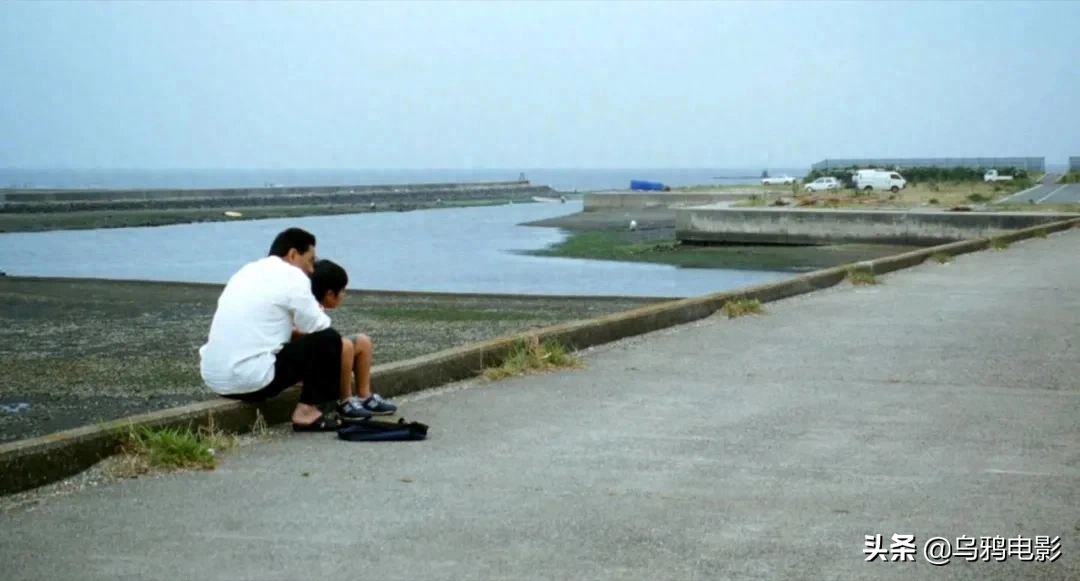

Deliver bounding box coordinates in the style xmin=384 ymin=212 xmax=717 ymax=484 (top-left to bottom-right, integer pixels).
xmin=3 ymin=230 xmax=1080 ymax=580
xmin=1000 ymin=182 xmax=1080 ymax=204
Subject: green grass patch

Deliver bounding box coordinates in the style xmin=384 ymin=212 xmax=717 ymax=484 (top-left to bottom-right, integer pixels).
xmin=111 ymin=417 xmax=238 ymax=476
xmin=734 ymin=195 xmax=769 ymax=207
xmin=989 ymin=237 xmax=1010 ymax=250
xmin=721 ymin=298 xmax=765 ymax=318
xmin=526 ymin=229 xmax=925 ymax=272
xmin=847 ymin=269 xmax=880 ymax=286
xmin=1032 ymin=227 xmax=1049 ymax=238
xmin=363 ymin=306 xmax=537 ymax=322
xmin=931 ymin=252 xmax=953 ymax=264
xmin=482 ymin=336 xmax=583 ymax=381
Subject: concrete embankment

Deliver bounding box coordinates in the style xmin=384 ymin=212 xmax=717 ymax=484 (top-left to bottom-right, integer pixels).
xmin=0 ymin=180 xmax=555 ymax=213
xmin=582 ymin=191 xmax=759 ymax=212
xmin=676 ymin=205 xmax=1080 ymax=245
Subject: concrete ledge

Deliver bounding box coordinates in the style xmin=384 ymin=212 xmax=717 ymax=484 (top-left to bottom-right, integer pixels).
xmin=0 ymin=180 xmax=530 ymax=202
xmin=0 ymin=183 xmax=555 ymax=214
xmin=3 ymin=216 xmax=1078 ymax=496
xmin=675 ymin=206 xmax=1080 ymax=246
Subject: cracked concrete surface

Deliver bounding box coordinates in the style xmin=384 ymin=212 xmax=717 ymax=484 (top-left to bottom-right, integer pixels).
xmin=2 ymin=229 xmax=1079 ymax=581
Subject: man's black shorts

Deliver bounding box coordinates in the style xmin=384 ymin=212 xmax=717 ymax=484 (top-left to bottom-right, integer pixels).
xmin=224 ymin=327 xmax=343 ymax=406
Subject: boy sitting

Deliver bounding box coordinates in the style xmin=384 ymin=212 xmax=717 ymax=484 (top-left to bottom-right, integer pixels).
xmin=306 ymin=259 xmax=397 ymax=416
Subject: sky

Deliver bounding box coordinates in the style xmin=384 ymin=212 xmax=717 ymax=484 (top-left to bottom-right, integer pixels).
xmin=0 ymin=0 xmax=1077 ymax=170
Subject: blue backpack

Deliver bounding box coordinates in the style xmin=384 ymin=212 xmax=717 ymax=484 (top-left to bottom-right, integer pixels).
xmin=338 ymin=417 xmax=429 ymax=442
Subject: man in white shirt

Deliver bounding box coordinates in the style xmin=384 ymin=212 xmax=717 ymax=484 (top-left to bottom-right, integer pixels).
xmin=198 ymin=227 xmax=373 ymax=430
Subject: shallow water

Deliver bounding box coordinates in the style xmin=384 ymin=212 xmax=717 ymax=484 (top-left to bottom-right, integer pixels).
xmin=0 ymin=201 xmax=790 ymax=297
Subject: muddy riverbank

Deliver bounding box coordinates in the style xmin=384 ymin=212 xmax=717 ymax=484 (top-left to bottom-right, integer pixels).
xmin=520 ymin=210 xmax=924 ymax=271
xmin=0 ymin=277 xmax=664 ymax=443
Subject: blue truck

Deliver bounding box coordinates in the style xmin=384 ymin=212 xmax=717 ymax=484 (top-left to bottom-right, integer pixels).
xmin=629 ymin=179 xmax=667 ymax=191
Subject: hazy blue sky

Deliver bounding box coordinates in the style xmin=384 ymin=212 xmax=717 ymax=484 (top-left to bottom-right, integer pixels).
xmin=1 ymin=0 xmax=1077 ymax=169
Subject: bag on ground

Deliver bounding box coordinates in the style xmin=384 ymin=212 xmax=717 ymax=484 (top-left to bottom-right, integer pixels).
xmin=337 ymin=418 xmax=429 ymax=442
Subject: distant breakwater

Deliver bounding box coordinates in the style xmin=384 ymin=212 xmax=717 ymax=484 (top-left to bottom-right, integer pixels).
xmin=0 ymin=180 xmax=557 ymax=213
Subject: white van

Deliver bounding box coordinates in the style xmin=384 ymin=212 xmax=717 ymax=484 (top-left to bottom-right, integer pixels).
xmin=854 ymin=169 xmax=907 ymax=193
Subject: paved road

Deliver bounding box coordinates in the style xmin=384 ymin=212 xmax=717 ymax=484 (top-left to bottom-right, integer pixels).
xmin=999 ymin=182 xmax=1080 ymax=204
xmin=3 ymin=230 xmax=1080 ymax=580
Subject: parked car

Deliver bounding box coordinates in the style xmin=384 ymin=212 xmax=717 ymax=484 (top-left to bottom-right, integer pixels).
xmin=983 ymin=169 xmax=1014 ymax=182
xmin=761 ymin=174 xmax=796 ymax=186
xmin=804 ymin=177 xmax=842 ymax=193
xmin=853 ymin=169 xmax=906 ymax=192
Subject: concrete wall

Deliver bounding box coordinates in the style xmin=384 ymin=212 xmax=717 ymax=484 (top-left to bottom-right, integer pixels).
xmin=583 ymin=191 xmax=758 ymax=212
xmin=675 ymin=206 xmax=1080 ymax=245
xmin=811 ymin=157 xmax=1046 ymax=173
xmin=0 ymin=181 xmax=554 ymax=213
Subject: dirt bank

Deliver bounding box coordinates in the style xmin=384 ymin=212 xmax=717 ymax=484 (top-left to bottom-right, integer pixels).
xmin=0 ymin=277 xmax=663 ymax=443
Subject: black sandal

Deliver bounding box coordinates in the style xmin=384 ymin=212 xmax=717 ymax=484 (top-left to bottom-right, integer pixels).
xmin=292 ymin=414 xmax=342 ymax=432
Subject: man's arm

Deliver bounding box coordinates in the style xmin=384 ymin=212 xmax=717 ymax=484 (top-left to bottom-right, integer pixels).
xmin=285 ymin=277 xmax=331 ymax=334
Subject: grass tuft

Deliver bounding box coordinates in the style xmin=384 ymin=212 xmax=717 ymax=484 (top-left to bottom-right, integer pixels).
xmin=251 ymin=409 xmax=270 ymax=440
xmin=989 ymin=237 xmax=1011 ymax=250
xmin=482 ymin=336 xmax=583 ymax=381
xmin=1032 ymin=227 xmax=1049 ymax=238
xmin=734 ymin=194 xmax=768 ymax=207
xmin=847 ymin=269 xmax=880 ymax=286
xmin=109 ymin=414 xmax=237 ymax=477
xmin=931 ymin=252 xmax=953 ymax=264
xmin=721 ymin=297 xmax=766 ymax=319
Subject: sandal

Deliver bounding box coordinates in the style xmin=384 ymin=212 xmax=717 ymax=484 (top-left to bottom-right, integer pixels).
xmin=292 ymin=413 xmax=342 ymax=432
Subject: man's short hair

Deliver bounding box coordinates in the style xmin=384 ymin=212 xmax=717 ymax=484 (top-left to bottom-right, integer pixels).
xmin=268 ymin=228 xmax=316 ymax=258
xmin=311 ymin=259 xmax=349 ymax=300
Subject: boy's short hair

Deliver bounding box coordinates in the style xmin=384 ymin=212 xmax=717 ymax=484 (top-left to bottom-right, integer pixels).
xmin=311 ymin=259 xmax=348 ymax=301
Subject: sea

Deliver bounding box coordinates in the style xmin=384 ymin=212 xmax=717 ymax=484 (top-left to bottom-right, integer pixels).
xmin=0 ymin=167 xmax=809 ymax=192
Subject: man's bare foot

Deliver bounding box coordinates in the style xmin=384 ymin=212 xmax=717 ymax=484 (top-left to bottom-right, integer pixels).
xmin=291 ymin=403 xmax=324 ymax=426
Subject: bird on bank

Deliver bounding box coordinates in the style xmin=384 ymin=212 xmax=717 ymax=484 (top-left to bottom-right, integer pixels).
xmin=629 ymin=220 xmax=638 ymax=231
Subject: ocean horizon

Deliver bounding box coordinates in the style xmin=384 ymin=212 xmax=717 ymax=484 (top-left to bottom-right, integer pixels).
xmin=0 ymin=167 xmax=811 ymax=193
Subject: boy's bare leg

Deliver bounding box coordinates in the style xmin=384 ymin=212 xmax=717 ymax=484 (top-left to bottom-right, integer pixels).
xmin=352 ymin=334 xmax=373 ymax=399
xmin=339 ymin=337 xmax=355 ymax=401
xmin=348 ymin=333 xmax=396 ymax=414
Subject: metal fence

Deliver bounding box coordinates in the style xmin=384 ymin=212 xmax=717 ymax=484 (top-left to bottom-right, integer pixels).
xmin=1069 ymin=157 xmax=1080 ymax=173
xmin=811 ymin=157 xmax=1046 ymax=172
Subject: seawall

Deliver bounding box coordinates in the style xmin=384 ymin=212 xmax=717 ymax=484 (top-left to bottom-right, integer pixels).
xmin=582 ymin=191 xmax=759 ymax=212
xmin=0 ymin=180 xmax=555 ymax=213
xmin=675 ymin=205 xmax=1080 ymax=245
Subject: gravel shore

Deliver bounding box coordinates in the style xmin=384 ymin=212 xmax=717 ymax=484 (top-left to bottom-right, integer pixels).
xmin=0 ymin=277 xmax=663 ymax=443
